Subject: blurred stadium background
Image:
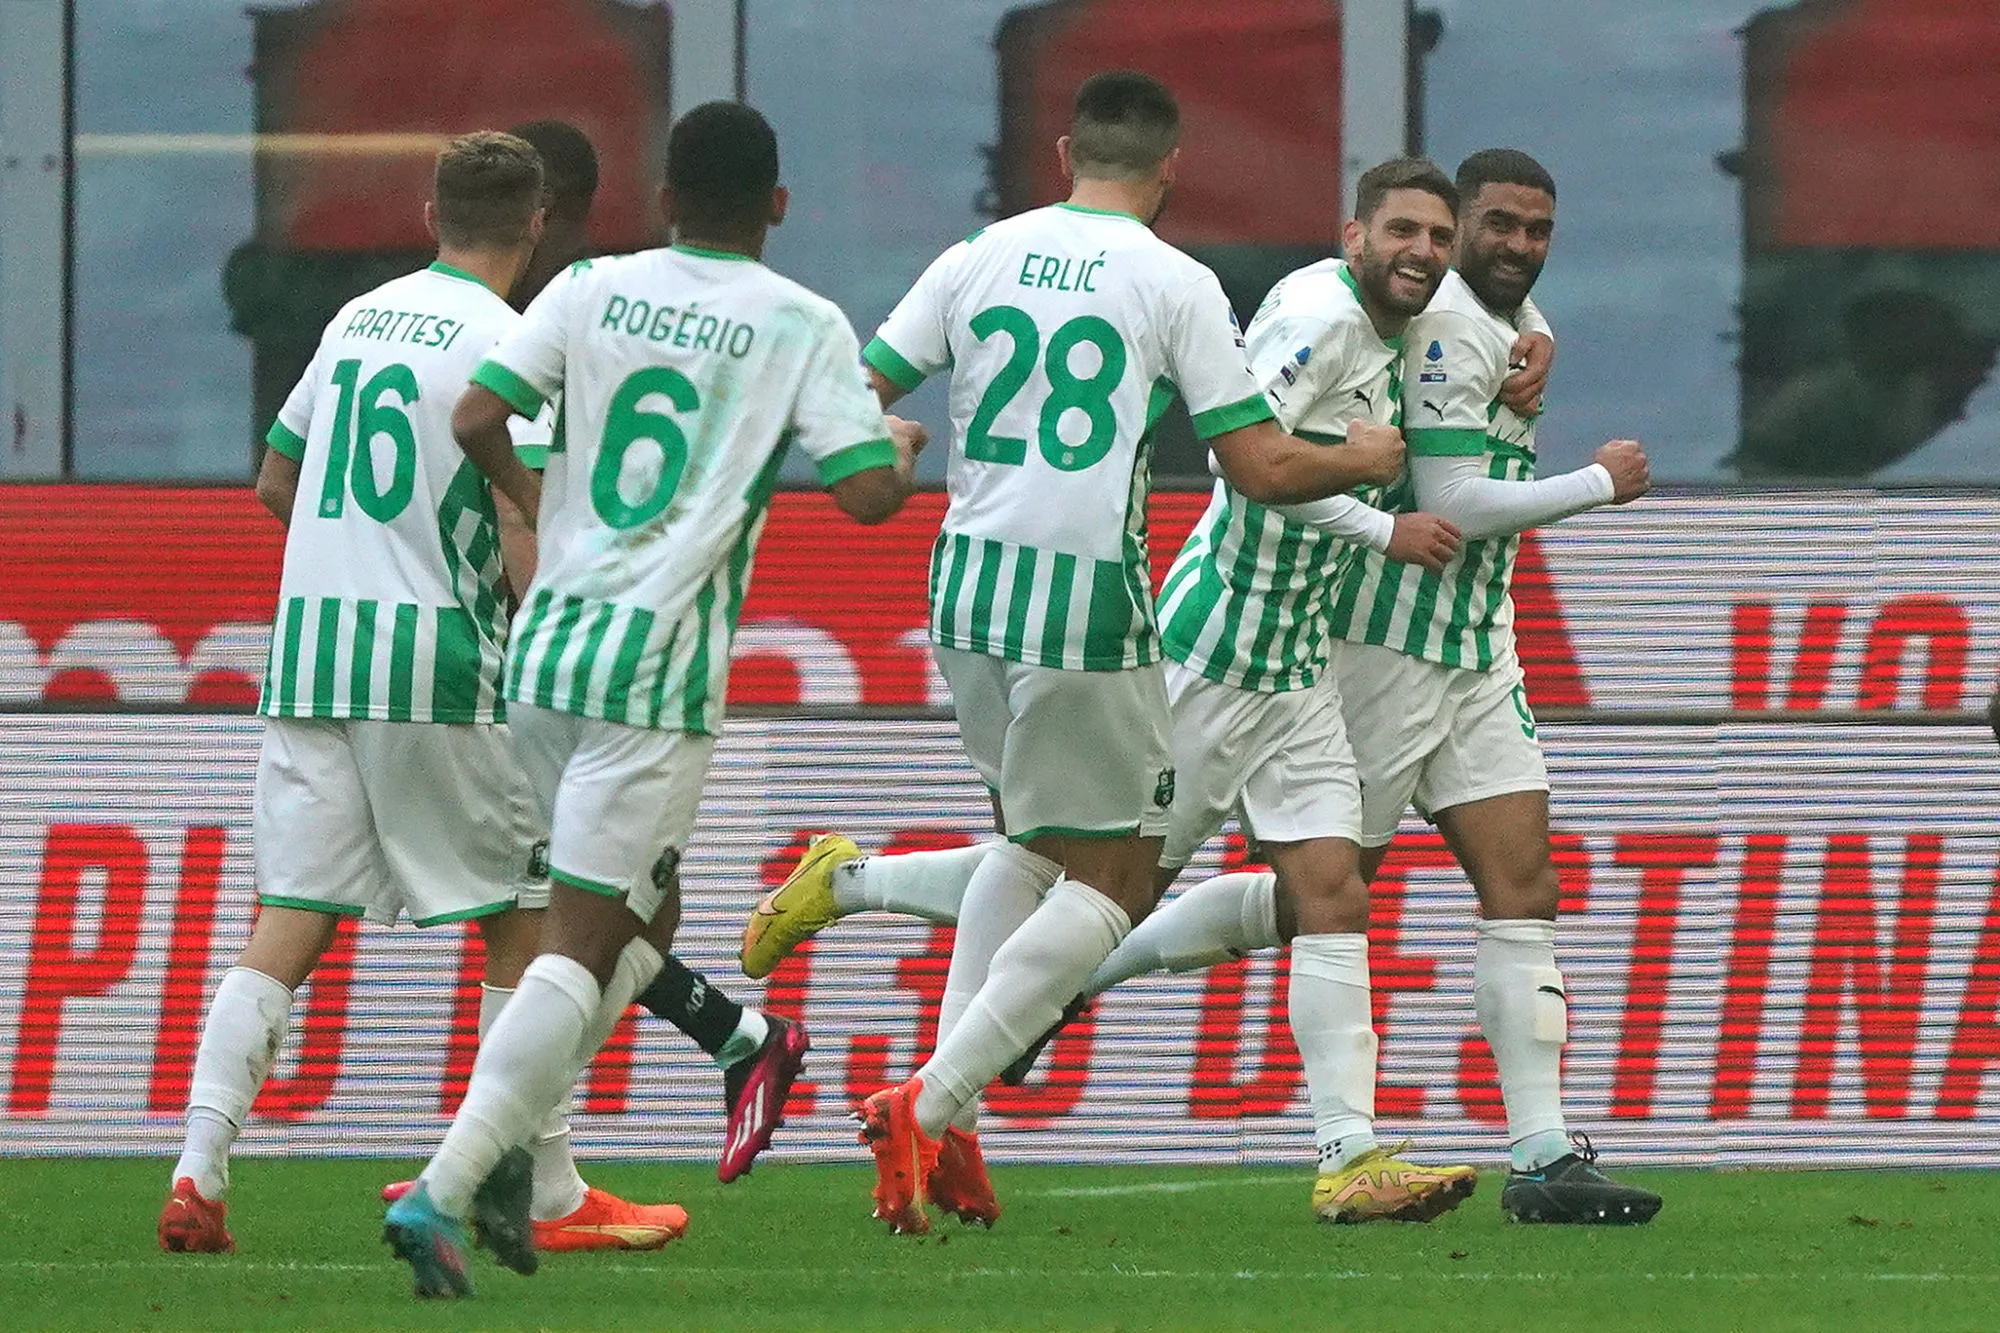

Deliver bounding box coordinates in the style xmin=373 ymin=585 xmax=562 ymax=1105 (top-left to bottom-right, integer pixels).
xmin=1 ymin=0 xmax=1998 ymax=1182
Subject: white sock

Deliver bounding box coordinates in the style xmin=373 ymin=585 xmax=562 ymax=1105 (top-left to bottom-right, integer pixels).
xmin=173 ymin=966 xmax=293 ymax=1199
xmin=577 ymin=937 xmax=665 ymax=1066
xmin=913 ymin=879 xmax=1129 ymax=1138
xmin=1288 ymin=934 xmax=1379 ymax=1170
xmin=480 ymin=983 xmax=589 ymax=1222
xmin=935 ymin=842 xmax=1062 ymax=1132
xmin=1085 ymin=871 xmax=1279 ymax=995
xmin=420 ymin=954 xmax=599 ymax=1217
xmin=1474 ymin=918 xmax=1570 ymax=1170
xmin=831 ymin=842 xmax=993 ymax=922
xmin=717 ymin=1009 xmax=771 ymax=1069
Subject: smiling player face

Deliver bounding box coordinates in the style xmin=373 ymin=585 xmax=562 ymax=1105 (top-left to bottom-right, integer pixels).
xmin=1457 ymin=181 xmax=1554 ymax=312
xmin=1348 ymin=186 xmax=1455 ymax=320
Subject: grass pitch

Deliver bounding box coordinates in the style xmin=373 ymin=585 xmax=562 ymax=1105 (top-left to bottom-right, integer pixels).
xmin=2 ymin=1159 xmax=1993 ymax=1331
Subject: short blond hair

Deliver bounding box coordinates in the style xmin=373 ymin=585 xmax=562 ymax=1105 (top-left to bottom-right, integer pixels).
xmin=434 ymin=131 xmax=544 ymax=248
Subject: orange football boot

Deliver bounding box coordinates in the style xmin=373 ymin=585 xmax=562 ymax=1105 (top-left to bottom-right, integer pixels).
xmin=533 ymin=1187 xmax=688 ymax=1252
xmin=383 ymin=1179 xmax=688 ymax=1251
xmin=159 ymin=1177 xmax=235 ymax=1253
xmin=927 ymin=1127 xmax=1000 ymax=1227
xmin=856 ymin=1078 xmax=940 ymax=1235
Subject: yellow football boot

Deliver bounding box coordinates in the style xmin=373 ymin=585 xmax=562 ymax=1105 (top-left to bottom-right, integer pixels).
xmin=1311 ymin=1143 xmax=1478 ymax=1223
xmin=741 ymin=833 xmax=859 ymax=978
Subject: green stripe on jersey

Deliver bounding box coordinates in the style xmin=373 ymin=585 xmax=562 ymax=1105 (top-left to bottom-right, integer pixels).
xmin=256 ymin=594 xmax=505 ymax=723
xmin=862 ymin=337 xmax=926 ymax=391
xmin=816 ymin=438 xmax=897 ymax=485
xmin=504 ymin=550 xmax=769 ymax=736
xmin=265 ymin=421 xmax=307 ymax=460
xmin=471 ymin=359 xmax=547 ymax=416
xmin=1156 ymin=484 xmax=1349 ymax=693
xmin=928 ymin=532 xmax=1158 ymax=671
xmin=1327 ymin=436 xmax=1533 ymax=671
xmin=1189 ymin=393 xmax=1275 ymax=439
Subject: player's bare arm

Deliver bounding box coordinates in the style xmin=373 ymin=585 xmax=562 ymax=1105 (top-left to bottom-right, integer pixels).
xmin=1208 ymin=417 xmax=1405 ymax=504
xmin=254 ymin=447 xmax=301 ymax=526
xmin=493 ymin=489 xmax=536 ymax=598
xmin=868 ymin=364 xmax=910 ymax=410
xmin=830 ymin=421 xmax=923 ymax=525
xmin=451 ymin=383 xmax=543 ymax=523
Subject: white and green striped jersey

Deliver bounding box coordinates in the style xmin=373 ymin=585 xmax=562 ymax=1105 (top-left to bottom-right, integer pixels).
xmin=1327 ymin=269 xmax=1537 ymax=671
xmin=865 ymin=203 xmax=1273 ymax=671
xmin=476 ymin=247 xmax=895 ymax=735
xmin=259 ymin=261 xmax=550 ymax=724
xmin=1157 ymin=260 xmax=1401 ymax=691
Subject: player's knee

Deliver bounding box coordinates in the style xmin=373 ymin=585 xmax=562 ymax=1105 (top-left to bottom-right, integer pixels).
xmin=1275 ymin=869 xmax=1368 ymax=936
xmin=1480 ymin=856 xmax=1560 ymax=920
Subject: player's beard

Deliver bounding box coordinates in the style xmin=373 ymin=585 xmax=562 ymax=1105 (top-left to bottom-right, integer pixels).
xmin=1357 ymin=239 xmax=1444 ymax=318
xmin=1144 ymin=180 xmax=1174 ymax=227
xmin=1460 ymin=242 xmax=1544 ymax=313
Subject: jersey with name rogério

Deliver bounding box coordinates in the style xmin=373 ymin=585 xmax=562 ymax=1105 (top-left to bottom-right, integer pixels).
xmin=474 ymin=247 xmax=895 ymax=735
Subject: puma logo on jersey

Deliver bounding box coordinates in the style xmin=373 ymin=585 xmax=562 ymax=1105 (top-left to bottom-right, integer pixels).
xmin=1422 ymin=400 xmax=1445 ymax=419
xmin=1350 ymin=388 xmax=1374 ymax=411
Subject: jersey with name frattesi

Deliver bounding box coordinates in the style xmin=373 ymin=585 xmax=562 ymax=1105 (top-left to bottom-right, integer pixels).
xmin=1326 ymin=268 xmax=1537 ymax=671
xmin=864 ymin=203 xmax=1273 ymax=672
xmin=474 ymin=247 xmax=894 ymax=735
xmin=1157 ymin=260 xmax=1402 ymax=692
xmin=258 ymin=261 xmax=548 ymax=724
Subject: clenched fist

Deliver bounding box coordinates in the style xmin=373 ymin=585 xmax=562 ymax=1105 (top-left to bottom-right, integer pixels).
xmin=1345 ymin=419 xmax=1406 ymax=487
xmin=1595 ymin=439 xmax=1650 ymax=504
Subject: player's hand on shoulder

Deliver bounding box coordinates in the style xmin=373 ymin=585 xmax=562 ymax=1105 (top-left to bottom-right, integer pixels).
xmin=1501 ymin=332 xmax=1554 ymax=416
xmin=1386 ymin=512 xmax=1461 ymax=573
xmin=1346 ymin=418 xmax=1406 ymax=486
xmin=1595 ymin=438 xmax=1650 ymax=504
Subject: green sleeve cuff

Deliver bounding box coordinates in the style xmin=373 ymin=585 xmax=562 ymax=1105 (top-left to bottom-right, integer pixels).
xmin=265 ymin=421 xmax=307 ymax=460
xmin=471 ymin=360 xmax=547 ymax=416
xmin=514 ymin=444 xmax=551 ymax=471
xmin=816 ymin=438 xmax=899 ymax=486
xmin=1190 ymin=393 xmax=1276 ymax=439
xmin=862 ymin=337 xmax=926 ymax=392
xmin=1407 ymin=427 xmax=1489 ymax=457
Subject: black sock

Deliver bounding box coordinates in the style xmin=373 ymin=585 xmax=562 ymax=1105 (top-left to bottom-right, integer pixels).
xmin=635 ymin=955 xmax=744 ymax=1058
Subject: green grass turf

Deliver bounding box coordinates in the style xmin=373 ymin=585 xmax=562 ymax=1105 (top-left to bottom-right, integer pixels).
xmin=1 ymin=1159 xmax=1994 ymax=1332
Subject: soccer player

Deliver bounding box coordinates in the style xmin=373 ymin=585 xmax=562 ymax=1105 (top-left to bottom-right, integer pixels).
xmin=839 ymin=70 xmax=1408 ymax=1236
xmin=382 ymin=102 xmax=921 ymax=1298
xmin=1040 ymin=148 xmax=1659 ymax=1225
xmin=157 ymin=133 xmax=683 ymax=1255
xmin=438 ymin=116 xmax=812 ymax=1194
xmin=506 ymin=120 xmax=602 ymax=310
xmin=746 ymin=156 xmax=1556 ymax=1225
xmin=1323 ymin=148 xmax=1656 ymax=1224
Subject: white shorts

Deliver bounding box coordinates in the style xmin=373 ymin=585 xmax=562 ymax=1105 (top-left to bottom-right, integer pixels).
xmin=935 ymin=646 xmax=1174 ymax=844
xmin=1160 ymin=660 xmax=1363 ymax=869
xmin=253 ymin=717 xmax=549 ymax=927
xmin=1329 ymin=639 xmax=1550 ymax=847
xmin=507 ymin=703 xmax=714 ymax=924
